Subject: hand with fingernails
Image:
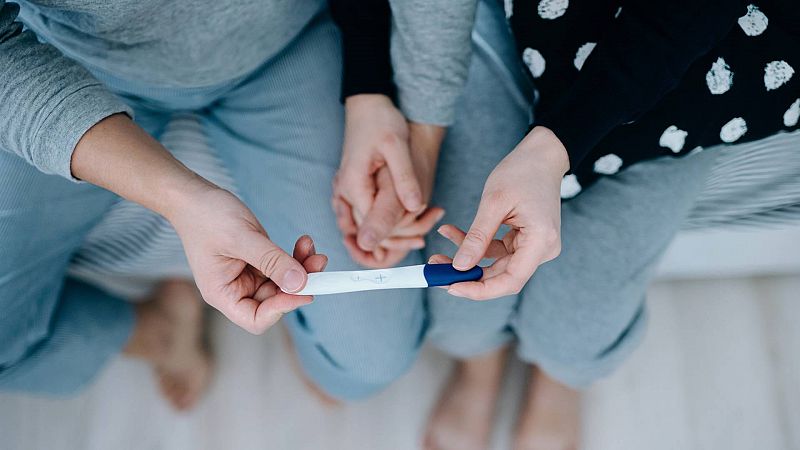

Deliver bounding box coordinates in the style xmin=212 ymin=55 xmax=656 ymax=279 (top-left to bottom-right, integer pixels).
xmin=430 ymin=126 xmax=570 ymax=300
xmin=171 ymin=188 xmax=327 ymax=334
xmin=334 ymin=94 xmax=446 ymax=268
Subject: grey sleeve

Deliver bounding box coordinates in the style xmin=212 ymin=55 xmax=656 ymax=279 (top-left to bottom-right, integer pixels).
xmin=389 ymin=0 xmax=477 ymax=126
xmin=0 ymin=1 xmax=132 ymax=180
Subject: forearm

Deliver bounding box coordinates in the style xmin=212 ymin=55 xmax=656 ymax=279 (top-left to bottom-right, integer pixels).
xmin=71 ymin=114 xmax=215 ymax=220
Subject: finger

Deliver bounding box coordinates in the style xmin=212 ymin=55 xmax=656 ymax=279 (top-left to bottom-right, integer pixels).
xmin=343 ymin=235 xmax=383 ymax=268
xmin=427 ymin=254 xmax=453 ymax=264
xmin=303 ymin=253 xmax=328 ymax=273
xmin=254 ymin=292 xmax=314 ymax=333
xmin=438 ymin=224 xmax=509 ymax=260
xmin=452 ymin=197 xmax=508 ymax=271
xmin=446 ymin=272 xmax=523 ymax=301
xmin=338 ymin=167 xmax=377 ymax=219
xmin=292 ymin=235 xmax=316 ymax=262
xmin=392 ymin=207 xmax=446 ymax=237
xmin=235 ymin=230 xmax=308 ymax=294
xmin=380 ymin=236 xmax=426 ymax=250
xmin=332 ymin=196 xmax=358 ymax=236
xmin=357 ymin=170 xmax=406 ymax=251
xmin=381 ymin=137 xmax=424 ymax=212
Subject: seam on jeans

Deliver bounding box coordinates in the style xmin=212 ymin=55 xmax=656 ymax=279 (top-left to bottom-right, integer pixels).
xmin=315 ymin=343 xmax=342 ymax=370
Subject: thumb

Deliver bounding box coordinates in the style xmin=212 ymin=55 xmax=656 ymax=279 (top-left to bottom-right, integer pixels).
xmin=237 ymin=230 xmax=308 ymax=293
xmin=453 ymin=195 xmax=506 ymax=271
xmin=382 ymin=139 xmax=424 ymax=212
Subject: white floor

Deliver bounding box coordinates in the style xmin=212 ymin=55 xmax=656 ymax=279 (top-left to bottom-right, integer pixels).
xmin=2 ymin=274 xmax=799 ymax=450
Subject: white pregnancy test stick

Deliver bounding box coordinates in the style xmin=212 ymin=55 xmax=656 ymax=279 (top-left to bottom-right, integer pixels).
xmin=284 ymin=263 xmax=483 ymax=296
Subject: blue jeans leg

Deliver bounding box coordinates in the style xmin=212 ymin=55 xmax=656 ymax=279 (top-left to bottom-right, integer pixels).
xmin=0 ymin=151 xmax=134 ymax=394
xmin=202 ymin=13 xmax=426 ymax=400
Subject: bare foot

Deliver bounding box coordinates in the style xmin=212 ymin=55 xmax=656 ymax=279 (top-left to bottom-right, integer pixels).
xmin=124 ymin=279 xmax=213 ymax=411
xmin=423 ymin=347 xmax=508 ymax=450
xmin=513 ymin=366 xmax=581 ymax=450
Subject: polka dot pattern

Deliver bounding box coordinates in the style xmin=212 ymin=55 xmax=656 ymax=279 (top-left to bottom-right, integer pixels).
xmin=560 ymin=174 xmax=581 ymax=199
xmin=593 ymin=154 xmax=623 ymax=175
xmin=573 ymin=42 xmax=596 ymax=71
xmin=738 ymin=4 xmax=768 ymax=36
xmin=784 ymin=99 xmax=800 ymax=127
xmin=522 ymin=48 xmax=546 ymax=78
xmin=720 ymin=117 xmax=748 ymax=143
xmin=764 ymin=60 xmax=794 ymax=91
xmin=706 ymin=57 xmax=733 ymax=95
xmin=537 ymin=0 xmax=568 ymax=20
xmin=659 ymin=125 xmax=688 ymax=153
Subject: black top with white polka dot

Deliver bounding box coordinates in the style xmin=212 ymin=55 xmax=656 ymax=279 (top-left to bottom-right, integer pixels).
xmin=332 ymin=0 xmax=800 ymax=198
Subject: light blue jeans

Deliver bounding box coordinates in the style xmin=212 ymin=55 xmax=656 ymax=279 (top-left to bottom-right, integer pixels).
xmin=0 ymin=11 xmax=426 ymax=399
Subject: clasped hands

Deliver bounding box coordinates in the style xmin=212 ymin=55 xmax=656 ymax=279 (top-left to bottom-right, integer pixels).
xmin=333 ymin=94 xmax=571 ymax=301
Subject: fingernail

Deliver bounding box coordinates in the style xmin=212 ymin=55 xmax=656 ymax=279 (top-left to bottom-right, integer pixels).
xmin=448 ymin=287 xmax=461 ymax=296
xmin=283 ymin=269 xmax=305 ymax=292
xmin=412 ymin=240 xmax=426 ymax=249
xmin=435 ymin=210 xmax=446 ymax=221
xmin=453 ymin=253 xmax=472 ymax=270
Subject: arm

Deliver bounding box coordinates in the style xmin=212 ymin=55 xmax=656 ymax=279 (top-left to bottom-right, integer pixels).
xmin=1 ymin=1 xmax=321 ymax=333
xmin=329 ymin=0 xmax=396 ymax=100
xmin=328 ymin=0 xmax=446 ymax=268
xmin=389 ymin=0 xmax=478 ymax=126
xmin=536 ymin=0 xmax=748 ymax=169
xmin=0 ymin=1 xmax=130 ymax=179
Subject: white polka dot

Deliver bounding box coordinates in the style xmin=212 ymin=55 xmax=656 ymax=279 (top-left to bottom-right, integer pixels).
xmin=614 ymin=6 xmax=622 ymax=18
xmin=593 ymin=154 xmax=623 ymax=175
xmin=504 ymin=0 xmax=514 ymax=18
xmin=706 ymin=57 xmax=733 ymax=95
xmin=764 ymin=60 xmax=795 ymax=91
xmin=720 ymin=117 xmax=748 ymax=143
xmin=560 ymin=174 xmax=581 ymax=199
xmin=573 ymin=42 xmax=596 ymax=71
xmin=522 ymin=48 xmax=546 ymax=78
xmin=659 ymin=125 xmax=688 ymax=153
xmin=537 ymin=0 xmax=568 ymax=20
xmin=738 ymin=4 xmax=768 ymax=36
xmin=784 ymin=99 xmax=800 ymax=127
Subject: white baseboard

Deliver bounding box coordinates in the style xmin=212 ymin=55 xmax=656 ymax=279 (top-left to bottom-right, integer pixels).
xmin=657 ymin=224 xmax=800 ymax=280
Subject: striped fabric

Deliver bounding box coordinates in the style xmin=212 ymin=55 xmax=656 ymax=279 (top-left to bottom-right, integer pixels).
xmin=67 ymin=117 xmax=800 ymax=295
xmin=67 ymin=114 xmax=238 ymax=295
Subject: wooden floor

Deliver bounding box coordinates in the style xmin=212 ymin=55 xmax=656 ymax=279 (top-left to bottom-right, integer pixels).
xmin=2 ymin=275 xmax=799 ymax=450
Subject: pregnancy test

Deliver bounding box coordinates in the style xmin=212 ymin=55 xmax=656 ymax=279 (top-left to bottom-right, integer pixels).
xmin=286 ymin=263 xmax=483 ymax=296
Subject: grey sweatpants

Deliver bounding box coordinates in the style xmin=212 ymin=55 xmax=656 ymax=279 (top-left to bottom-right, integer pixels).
xmin=425 ymin=0 xmax=800 ymax=387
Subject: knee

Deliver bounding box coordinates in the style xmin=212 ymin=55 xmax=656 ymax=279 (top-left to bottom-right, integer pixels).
xmin=287 ymin=307 xmax=425 ymax=401
xmin=513 ymin=297 xmax=648 ymax=387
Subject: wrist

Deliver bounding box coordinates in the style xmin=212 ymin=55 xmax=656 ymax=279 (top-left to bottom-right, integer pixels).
xmin=344 ymin=93 xmax=394 ymax=112
xmin=520 ymin=126 xmax=570 ymax=175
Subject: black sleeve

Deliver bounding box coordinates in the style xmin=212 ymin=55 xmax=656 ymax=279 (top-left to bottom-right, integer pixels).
xmin=329 ymin=0 xmax=396 ymax=102
xmin=534 ymin=0 xmax=748 ymax=170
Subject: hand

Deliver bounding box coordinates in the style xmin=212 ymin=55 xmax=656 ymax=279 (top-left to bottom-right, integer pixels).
xmin=334 ymin=166 xmax=444 ymax=268
xmin=71 ymin=114 xmax=325 ymax=334
xmin=334 ymin=95 xmax=445 ymax=268
xmin=337 ymin=94 xmax=424 ymax=243
xmin=169 ymin=187 xmax=327 ymax=334
xmin=433 ymin=126 xmax=570 ymax=300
